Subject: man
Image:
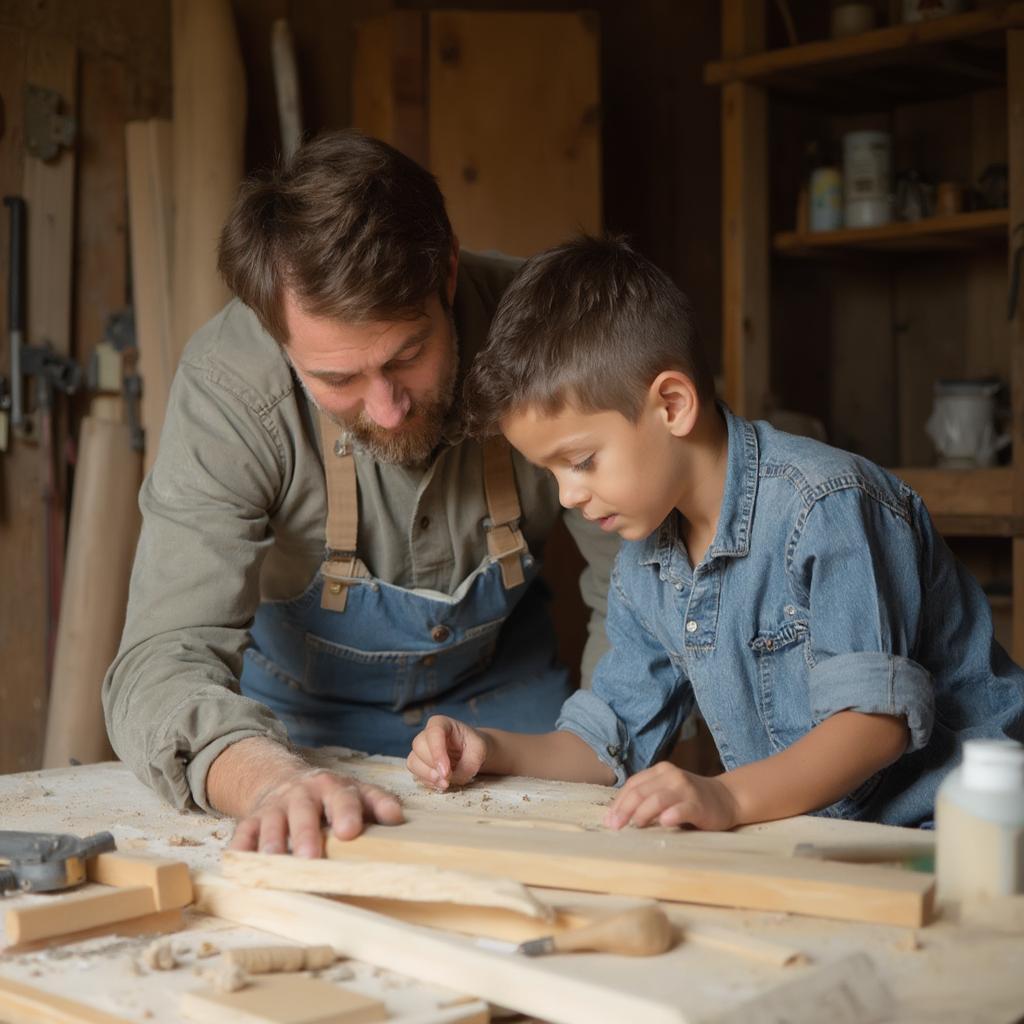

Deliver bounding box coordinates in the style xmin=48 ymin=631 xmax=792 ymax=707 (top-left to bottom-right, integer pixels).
xmin=103 ymin=131 xmax=618 ymax=858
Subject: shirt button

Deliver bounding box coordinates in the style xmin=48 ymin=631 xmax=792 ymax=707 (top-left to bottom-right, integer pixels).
xmin=785 ymin=605 xmax=796 ymax=616
xmin=606 ymin=744 xmax=621 ymax=759
xmin=431 ymin=625 xmax=451 ymax=643
xmin=685 ymin=620 xmax=698 ymax=633
xmin=333 ymin=439 xmax=351 ymax=458
xmin=421 ymin=654 xmax=437 ymax=667
xmin=419 ymin=515 xmax=431 ymax=530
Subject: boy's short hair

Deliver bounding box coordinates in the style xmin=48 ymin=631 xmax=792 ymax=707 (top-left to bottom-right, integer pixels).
xmin=463 ymin=235 xmax=714 ymax=437
xmin=218 ymin=130 xmax=453 ymax=343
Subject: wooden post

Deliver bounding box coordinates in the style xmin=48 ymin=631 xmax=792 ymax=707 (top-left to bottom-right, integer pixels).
xmin=1009 ymin=31 xmax=1024 ymax=661
xmin=721 ymin=0 xmax=769 ymax=418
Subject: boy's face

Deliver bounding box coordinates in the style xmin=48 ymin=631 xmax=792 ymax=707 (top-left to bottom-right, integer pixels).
xmin=501 ymin=399 xmax=686 ymax=542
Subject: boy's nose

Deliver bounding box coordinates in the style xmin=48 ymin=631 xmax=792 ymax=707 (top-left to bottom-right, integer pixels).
xmin=363 ymin=376 xmax=411 ymax=430
xmin=558 ymin=480 xmax=589 ymax=509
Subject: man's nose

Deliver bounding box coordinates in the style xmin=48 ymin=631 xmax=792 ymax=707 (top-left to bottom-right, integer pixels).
xmin=363 ymin=375 xmax=410 ymax=430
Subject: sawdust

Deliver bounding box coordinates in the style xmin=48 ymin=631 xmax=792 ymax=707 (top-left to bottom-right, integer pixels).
xmin=140 ymin=939 xmax=178 ymax=971
xmin=167 ymin=835 xmax=204 ymax=847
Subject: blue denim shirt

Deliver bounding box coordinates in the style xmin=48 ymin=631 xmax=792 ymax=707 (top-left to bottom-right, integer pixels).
xmin=557 ymin=406 xmax=1024 ymax=826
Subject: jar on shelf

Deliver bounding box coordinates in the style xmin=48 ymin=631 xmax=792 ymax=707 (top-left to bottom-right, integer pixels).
xmin=843 ymin=130 xmax=892 ymax=228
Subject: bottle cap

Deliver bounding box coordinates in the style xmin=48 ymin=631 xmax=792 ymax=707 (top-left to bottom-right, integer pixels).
xmin=962 ymin=739 xmax=1024 ymax=792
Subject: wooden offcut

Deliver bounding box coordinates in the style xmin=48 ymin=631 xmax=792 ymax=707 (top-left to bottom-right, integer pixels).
xmin=0 ymin=976 xmax=134 ymax=1024
xmin=86 ymin=852 xmax=193 ymax=911
xmin=221 ymin=849 xmax=551 ymax=920
xmin=324 ymin=812 xmax=935 ymax=927
xmin=180 ymin=974 xmax=387 ymax=1024
xmin=5 ymin=884 xmax=156 ymax=945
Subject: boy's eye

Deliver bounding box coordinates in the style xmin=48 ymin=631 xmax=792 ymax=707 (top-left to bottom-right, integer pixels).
xmin=570 ymin=455 xmax=595 ymax=473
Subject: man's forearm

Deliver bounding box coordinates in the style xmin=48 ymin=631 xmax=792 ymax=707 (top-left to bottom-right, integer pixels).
xmin=479 ymin=728 xmax=615 ymax=785
xmin=206 ymin=736 xmax=311 ymax=817
xmin=719 ymin=711 xmax=909 ymax=825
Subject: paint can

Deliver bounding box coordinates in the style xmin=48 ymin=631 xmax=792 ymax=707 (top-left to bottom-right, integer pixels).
xmin=843 ymin=130 xmax=892 ymax=228
xmin=936 ymin=739 xmax=1024 ymax=904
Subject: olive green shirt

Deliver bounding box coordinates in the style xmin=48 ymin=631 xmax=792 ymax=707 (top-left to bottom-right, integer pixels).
xmin=103 ymin=252 xmax=619 ymax=812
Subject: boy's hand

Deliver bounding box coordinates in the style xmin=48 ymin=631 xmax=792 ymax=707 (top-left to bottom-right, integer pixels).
xmin=407 ymin=715 xmax=489 ymax=791
xmin=603 ymin=762 xmax=741 ymax=832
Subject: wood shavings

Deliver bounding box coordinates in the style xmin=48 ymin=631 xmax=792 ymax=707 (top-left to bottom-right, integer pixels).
xmin=141 ymin=939 xmax=178 ymax=970
xmin=194 ymin=941 xmax=219 ymax=958
xmin=167 ymin=835 xmax=204 ymax=847
xmin=224 ymin=945 xmax=337 ymax=973
xmin=198 ymin=961 xmax=251 ymax=992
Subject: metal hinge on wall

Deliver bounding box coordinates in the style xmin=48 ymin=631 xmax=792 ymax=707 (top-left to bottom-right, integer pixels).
xmin=24 ymin=84 xmax=76 ymax=162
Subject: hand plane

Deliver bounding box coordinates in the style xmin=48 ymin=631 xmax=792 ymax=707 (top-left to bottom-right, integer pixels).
xmin=0 ymin=830 xmax=115 ymax=894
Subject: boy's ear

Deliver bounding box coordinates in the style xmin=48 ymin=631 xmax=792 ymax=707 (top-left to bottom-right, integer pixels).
xmin=649 ymin=370 xmax=699 ymax=438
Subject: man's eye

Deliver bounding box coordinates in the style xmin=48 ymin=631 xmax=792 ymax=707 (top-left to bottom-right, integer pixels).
xmin=570 ymin=455 xmax=595 ymax=473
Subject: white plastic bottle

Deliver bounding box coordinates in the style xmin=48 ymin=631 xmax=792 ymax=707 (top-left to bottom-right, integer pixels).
xmin=935 ymin=739 xmax=1024 ymax=903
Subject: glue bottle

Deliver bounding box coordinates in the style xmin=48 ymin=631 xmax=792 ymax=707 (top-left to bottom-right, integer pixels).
xmin=935 ymin=738 xmax=1024 ymax=902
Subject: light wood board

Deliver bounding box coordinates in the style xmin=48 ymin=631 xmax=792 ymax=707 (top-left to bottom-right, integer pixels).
xmin=324 ymin=811 xmax=935 ymax=927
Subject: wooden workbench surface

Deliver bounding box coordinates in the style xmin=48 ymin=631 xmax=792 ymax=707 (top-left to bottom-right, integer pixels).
xmin=1 ymin=752 xmax=1022 ymax=1023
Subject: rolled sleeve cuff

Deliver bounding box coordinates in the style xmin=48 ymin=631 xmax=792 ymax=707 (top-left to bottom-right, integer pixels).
xmin=556 ymin=690 xmax=631 ymax=787
xmin=809 ymin=651 xmax=934 ymax=753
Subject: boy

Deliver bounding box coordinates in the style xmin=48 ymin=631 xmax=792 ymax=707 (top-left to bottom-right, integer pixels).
xmin=406 ymin=236 xmax=1024 ymax=829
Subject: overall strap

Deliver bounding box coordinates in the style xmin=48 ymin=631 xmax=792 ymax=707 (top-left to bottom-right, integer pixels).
xmin=481 ymin=436 xmax=527 ymax=589
xmin=317 ymin=410 xmax=363 ymax=612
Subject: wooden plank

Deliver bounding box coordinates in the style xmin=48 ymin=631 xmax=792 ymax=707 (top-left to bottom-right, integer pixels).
xmin=1009 ymin=31 xmax=1024 ymax=661
xmin=87 ymin=852 xmax=193 ymax=910
xmin=4 ymin=884 xmax=156 ymax=945
xmin=171 ymin=0 xmax=245 ymax=357
xmin=323 ymin=813 xmax=935 ymax=928
xmin=221 ymin=850 xmax=550 ymax=919
xmin=23 ymin=32 xmax=77 ymax=360
xmin=894 ymin=464 xmax=1014 ymax=519
xmin=0 ymin=976 xmax=134 ymax=1024
xmin=125 ymin=118 xmax=174 ymax=473
xmin=705 ymin=4 xmax=1024 ymax=86
xmin=180 ymin=974 xmax=388 ymax=1024
xmin=194 ymin=874 xmax=693 ymax=1024
xmin=427 ymin=11 xmax=600 ymax=256
xmin=721 ymin=1 xmax=768 ymax=419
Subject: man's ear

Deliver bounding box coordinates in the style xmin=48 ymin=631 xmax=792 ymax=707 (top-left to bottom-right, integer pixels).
xmin=446 ymin=236 xmax=461 ymax=307
xmin=649 ymin=370 xmax=699 ymax=438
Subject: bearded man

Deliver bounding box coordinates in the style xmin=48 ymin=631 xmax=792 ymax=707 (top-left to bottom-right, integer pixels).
xmin=103 ymin=131 xmax=618 ymax=857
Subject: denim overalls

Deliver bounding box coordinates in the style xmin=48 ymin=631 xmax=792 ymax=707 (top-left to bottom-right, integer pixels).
xmin=241 ymin=411 xmax=571 ymax=755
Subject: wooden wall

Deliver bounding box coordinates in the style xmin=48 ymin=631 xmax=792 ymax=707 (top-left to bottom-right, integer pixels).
xmin=0 ymin=0 xmax=171 ymax=774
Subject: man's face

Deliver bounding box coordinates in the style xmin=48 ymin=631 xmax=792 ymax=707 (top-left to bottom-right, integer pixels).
xmin=283 ymin=290 xmax=458 ymax=465
xmin=501 ymin=401 xmax=685 ymax=542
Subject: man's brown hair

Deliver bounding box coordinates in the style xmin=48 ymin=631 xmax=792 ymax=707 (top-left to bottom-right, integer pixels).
xmin=218 ymin=130 xmax=453 ymax=342
xmin=463 ymin=235 xmax=714 ymax=437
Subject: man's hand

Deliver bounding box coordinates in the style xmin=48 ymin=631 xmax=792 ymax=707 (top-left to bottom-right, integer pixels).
xmin=603 ymin=762 xmax=740 ymax=832
xmin=208 ymin=737 xmax=404 ymax=857
xmin=407 ymin=715 xmax=489 ymax=791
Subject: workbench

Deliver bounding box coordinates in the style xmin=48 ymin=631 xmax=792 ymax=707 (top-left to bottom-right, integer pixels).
xmin=1 ymin=750 xmax=1021 ymax=1023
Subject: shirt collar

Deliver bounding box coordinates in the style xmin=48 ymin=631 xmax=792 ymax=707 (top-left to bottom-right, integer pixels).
xmin=638 ymin=402 xmax=758 ymax=567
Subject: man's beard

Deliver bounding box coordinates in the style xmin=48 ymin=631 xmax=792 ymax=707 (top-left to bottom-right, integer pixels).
xmin=293 ymin=327 xmax=458 ymax=467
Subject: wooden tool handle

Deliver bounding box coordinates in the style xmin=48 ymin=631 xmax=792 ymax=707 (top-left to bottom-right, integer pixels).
xmin=551 ymin=905 xmax=674 ymax=956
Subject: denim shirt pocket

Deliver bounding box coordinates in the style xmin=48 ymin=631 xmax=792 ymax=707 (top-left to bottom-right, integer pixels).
xmin=748 ymin=619 xmax=812 ymax=752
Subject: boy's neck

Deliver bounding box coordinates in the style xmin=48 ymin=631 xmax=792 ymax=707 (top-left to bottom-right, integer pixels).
xmin=675 ymin=403 xmax=729 ymax=560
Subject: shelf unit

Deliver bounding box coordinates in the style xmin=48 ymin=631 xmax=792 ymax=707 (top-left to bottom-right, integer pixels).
xmin=708 ymin=2 xmax=1024 ymax=659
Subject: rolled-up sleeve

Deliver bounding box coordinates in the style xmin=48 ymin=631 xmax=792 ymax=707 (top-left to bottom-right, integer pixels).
xmin=103 ymin=354 xmax=292 ymax=812
xmin=557 ymin=559 xmax=693 ymax=784
xmin=793 ymin=485 xmax=935 ymax=752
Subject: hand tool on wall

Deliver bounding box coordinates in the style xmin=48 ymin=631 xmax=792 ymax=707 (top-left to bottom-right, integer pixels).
xmin=3 ymin=194 xmax=84 ymax=679
xmin=478 ymin=905 xmax=675 ymax=957
xmin=0 ymin=830 xmax=114 ymax=894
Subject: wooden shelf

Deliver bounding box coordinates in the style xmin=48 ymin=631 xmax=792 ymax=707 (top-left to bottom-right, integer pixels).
xmin=890 ymin=466 xmax=1022 ymax=536
xmin=705 ymin=4 xmax=1024 ymax=107
xmin=774 ymin=209 xmax=1009 ymax=255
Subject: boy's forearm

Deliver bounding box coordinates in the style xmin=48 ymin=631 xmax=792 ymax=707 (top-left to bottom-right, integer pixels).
xmin=479 ymin=728 xmax=616 ymax=785
xmin=718 ymin=711 xmax=909 ymax=825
